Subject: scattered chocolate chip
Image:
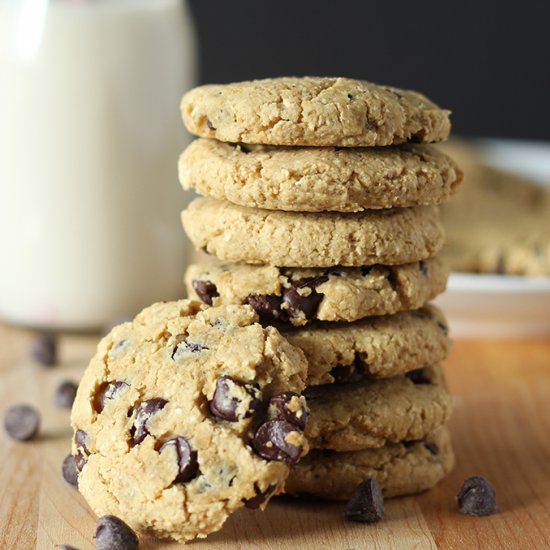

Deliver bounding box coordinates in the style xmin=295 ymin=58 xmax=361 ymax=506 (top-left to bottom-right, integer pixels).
xmin=192 ymin=279 xmax=219 ymax=305
xmin=59 ymin=545 xmax=80 ymax=550
xmin=252 ymin=419 xmax=304 ymax=465
xmin=94 ymin=515 xmax=139 ymax=550
xmin=330 ymin=353 xmax=368 ymax=383
xmin=405 ymin=368 xmax=431 ymax=385
xmin=209 ymin=375 xmax=261 ymax=422
xmin=31 ymin=332 xmax=57 ymax=367
xmin=245 ymin=294 xmax=286 ymax=325
xmin=94 ymin=381 xmax=128 ymax=414
xmin=74 ymin=429 xmax=90 ymax=455
xmin=55 ymin=381 xmax=78 ymax=409
xmin=160 ymin=436 xmax=199 ymax=483
xmin=437 ymin=321 xmax=449 ymax=336
xmin=4 ymin=404 xmax=40 ymax=441
xmin=419 ymin=260 xmax=429 ymax=276
xmin=344 ymin=479 xmax=384 ymax=523
xmin=268 ymin=393 xmax=307 ymax=430
xmin=425 ymin=442 xmax=438 ymax=455
xmin=347 ymin=93 xmax=354 ymax=100
xmin=206 ymin=119 xmax=216 ymax=130
xmin=131 ymin=398 xmax=168 ymax=445
xmin=457 ymin=476 xmax=497 ymax=516
xmin=244 ymin=483 xmax=277 ymax=509
xmin=61 ymin=454 xmax=79 ymax=487
xmin=282 ymin=276 xmax=328 ymax=319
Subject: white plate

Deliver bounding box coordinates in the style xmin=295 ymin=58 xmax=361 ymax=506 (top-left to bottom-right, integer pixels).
xmin=435 ymin=138 xmax=550 ymax=338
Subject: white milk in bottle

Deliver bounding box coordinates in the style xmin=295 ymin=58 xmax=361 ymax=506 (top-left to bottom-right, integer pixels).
xmin=0 ymin=0 xmax=196 ymax=330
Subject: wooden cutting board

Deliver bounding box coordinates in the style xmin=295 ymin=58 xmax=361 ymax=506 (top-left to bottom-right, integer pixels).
xmin=1 ymin=324 xmax=549 ymax=549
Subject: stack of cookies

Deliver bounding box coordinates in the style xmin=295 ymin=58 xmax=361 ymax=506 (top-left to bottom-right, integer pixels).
xmin=180 ymin=77 xmax=463 ymax=501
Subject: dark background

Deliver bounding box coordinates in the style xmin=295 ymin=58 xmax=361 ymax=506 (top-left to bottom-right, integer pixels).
xmin=189 ymin=0 xmax=550 ymax=141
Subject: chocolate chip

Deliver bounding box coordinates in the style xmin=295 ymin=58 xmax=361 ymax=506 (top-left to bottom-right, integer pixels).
xmin=419 ymin=260 xmax=429 ymax=276
xmin=172 ymin=336 xmax=209 ymax=360
xmin=405 ymin=368 xmax=431 ymax=385
xmin=457 ymin=476 xmax=497 ymax=516
xmin=252 ymin=419 xmax=304 ymax=465
xmin=61 ymin=454 xmax=79 ymax=487
xmin=425 ymin=442 xmax=438 ymax=455
xmin=74 ymin=453 xmax=87 ymax=472
xmin=131 ymin=398 xmax=167 ymax=445
xmin=344 ymin=479 xmax=384 ymax=523
xmin=55 ymin=381 xmax=78 ymax=409
xmin=330 ymin=353 xmax=368 ymax=383
xmin=160 ymin=436 xmax=199 ymax=483
xmin=74 ymin=429 xmax=90 ymax=455
xmin=110 ymin=338 xmax=129 ymax=355
xmin=192 ymin=279 xmax=219 ymax=305
xmin=245 ymin=294 xmax=286 ymax=325
xmin=31 ymin=332 xmax=57 ymax=367
xmin=94 ymin=381 xmax=128 ymax=414
xmin=437 ymin=321 xmax=449 ymax=336
xmin=59 ymin=545 xmax=80 ymax=550
xmin=206 ymin=119 xmax=216 ymax=130
xmin=209 ymin=375 xmax=261 ymax=422
xmin=282 ymin=276 xmax=328 ymax=319
xmin=244 ymin=483 xmax=277 ymax=509
xmin=94 ymin=515 xmax=139 ymax=550
xmin=4 ymin=404 xmax=40 ymax=441
xmin=268 ymin=393 xmax=307 ymax=430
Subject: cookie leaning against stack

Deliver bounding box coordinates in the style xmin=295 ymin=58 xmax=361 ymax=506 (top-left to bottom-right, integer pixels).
xmin=180 ymin=76 xmax=462 ymax=503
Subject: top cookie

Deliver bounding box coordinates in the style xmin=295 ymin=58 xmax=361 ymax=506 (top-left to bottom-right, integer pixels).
xmin=181 ymin=77 xmax=451 ymax=147
xmin=71 ymin=300 xmax=309 ymax=542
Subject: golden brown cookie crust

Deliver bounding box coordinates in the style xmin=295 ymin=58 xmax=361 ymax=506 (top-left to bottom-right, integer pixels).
xmin=304 ymin=364 xmax=452 ymax=451
xmin=181 ymin=198 xmax=445 ymax=268
xmin=282 ymin=306 xmax=451 ymax=386
xmin=185 ymin=258 xmax=449 ymax=326
xmin=181 ymin=77 xmax=451 ymax=147
xmin=285 ymin=428 xmax=454 ymax=500
xmin=71 ymin=300 xmax=309 ymax=542
xmin=179 ymin=139 xmax=462 ymax=212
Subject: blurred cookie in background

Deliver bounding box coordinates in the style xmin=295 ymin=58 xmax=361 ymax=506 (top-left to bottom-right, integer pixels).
xmin=438 ymin=140 xmax=550 ymax=276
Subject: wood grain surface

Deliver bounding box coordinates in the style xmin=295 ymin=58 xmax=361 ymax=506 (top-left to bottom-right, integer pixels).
xmin=0 ymin=323 xmax=549 ymax=550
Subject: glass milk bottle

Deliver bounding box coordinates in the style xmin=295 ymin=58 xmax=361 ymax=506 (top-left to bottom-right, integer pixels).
xmin=0 ymin=0 xmax=196 ymax=331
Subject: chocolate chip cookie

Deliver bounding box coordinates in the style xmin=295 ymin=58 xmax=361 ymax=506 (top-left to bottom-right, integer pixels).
xmin=71 ymin=300 xmax=309 ymax=542
xmin=439 ymin=140 xmax=550 ymax=275
xmin=179 ymin=139 xmax=462 ymax=212
xmin=286 ymin=427 xmax=454 ymax=500
xmin=182 ymin=198 xmax=444 ymax=268
xmin=181 ymin=77 xmax=451 ymax=147
xmin=304 ymin=364 xmax=452 ymax=451
xmin=185 ymin=257 xmax=448 ymax=326
xmin=282 ymin=306 xmax=451 ymax=386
